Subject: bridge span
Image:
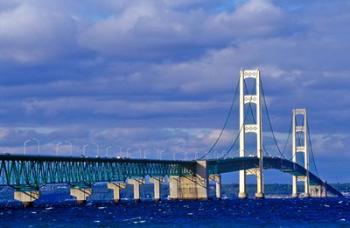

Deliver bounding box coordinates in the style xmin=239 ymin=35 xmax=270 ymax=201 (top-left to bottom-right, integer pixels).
xmin=0 ymin=154 xmax=342 ymax=205
xmin=0 ymin=69 xmax=342 ymax=205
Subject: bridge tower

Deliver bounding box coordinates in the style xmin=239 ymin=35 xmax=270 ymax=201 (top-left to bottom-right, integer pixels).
xmin=292 ymin=108 xmax=310 ymax=197
xmin=239 ymin=69 xmax=264 ymax=199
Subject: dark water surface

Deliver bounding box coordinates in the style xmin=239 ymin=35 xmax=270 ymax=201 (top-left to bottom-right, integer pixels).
xmin=0 ymin=198 xmax=349 ymax=227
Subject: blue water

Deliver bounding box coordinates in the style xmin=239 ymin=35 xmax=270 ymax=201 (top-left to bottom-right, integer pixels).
xmin=0 ymin=198 xmax=349 ymax=227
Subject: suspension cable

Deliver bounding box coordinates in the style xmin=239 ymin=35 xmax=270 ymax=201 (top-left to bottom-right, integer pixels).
xmin=289 ymin=117 xmax=303 ymax=161
xmin=243 ymin=80 xmax=272 ymax=157
xmin=198 ymin=79 xmax=240 ymax=159
xmin=220 ymin=80 xmax=254 ymax=159
xmin=307 ymin=119 xmax=320 ymax=176
xmin=220 ymin=122 xmax=244 ymax=159
xmin=260 ymin=79 xmax=285 ymax=158
xmin=282 ymin=117 xmax=292 ymax=156
xmin=287 ymin=114 xmax=320 ymax=178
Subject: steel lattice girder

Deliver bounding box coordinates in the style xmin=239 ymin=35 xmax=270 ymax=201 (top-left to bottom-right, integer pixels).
xmin=0 ymin=155 xmax=195 ymax=189
xmin=0 ymin=154 xmax=342 ymax=197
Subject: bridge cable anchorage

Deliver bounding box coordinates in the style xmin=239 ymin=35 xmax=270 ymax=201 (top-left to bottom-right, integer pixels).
xmin=260 ymin=79 xmax=285 ymax=158
xmin=243 ymin=80 xmax=272 ymax=157
xmin=199 ymin=79 xmax=240 ymax=160
xmin=307 ymin=118 xmax=320 ymax=177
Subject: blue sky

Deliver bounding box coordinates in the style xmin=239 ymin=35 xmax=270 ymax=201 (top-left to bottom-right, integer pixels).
xmin=0 ymin=0 xmax=349 ymax=183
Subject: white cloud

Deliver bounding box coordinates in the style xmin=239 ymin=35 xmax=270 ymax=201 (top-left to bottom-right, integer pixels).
xmin=20 ymin=97 xmax=228 ymax=118
xmin=0 ymin=2 xmax=77 ymax=63
xmin=78 ymin=0 xmax=285 ymax=58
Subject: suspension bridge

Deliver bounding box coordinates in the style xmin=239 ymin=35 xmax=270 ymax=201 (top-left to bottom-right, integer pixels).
xmin=0 ymin=69 xmax=343 ymax=206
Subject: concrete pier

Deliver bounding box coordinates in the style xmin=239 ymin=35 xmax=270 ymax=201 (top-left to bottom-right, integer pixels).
xmin=209 ymin=174 xmax=221 ymax=199
xmin=255 ymin=168 xmax=265 ymax=199
xmin=107 ymin=182 xmax=126 ymax=202
xmin=238 ymin=170 xmax=248 ymax=199
xmin=127 ymin=179 xmax=145 ymax=201
xmin=310 ymin=185 xmax=327 ymax=197
xmin=169 ymin=176 xmax=180 ymax=199
xmin=292 ymin=176 xmax=298 ymax=198
xmin=14 ymin=190 xmax=39 ymax=207
xmin=169 ymin=176 xmax=208 ymax=200
xmin=70 ymin=187 xmax=92 ymax=204
xmin=150 ymin=177 xmax=163 ymax=201
xmin=169 ymin=161 xmax=208 ymax=200
xmin=293 ymin=175 xmax=311 ymax=198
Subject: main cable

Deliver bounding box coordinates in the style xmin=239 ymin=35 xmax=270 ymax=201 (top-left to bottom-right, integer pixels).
xmin=198 ymin=79 xmax=240 ymax=159
xmin=243 ymin=80 xmax=272 ymax=157
xmin=282 ymin=117 xmax=292 ymax=157
xmin=220 ymin=80 xmax=253 ymax=159
xmin=220 ymin=122 xmax=244 ymax=159
xmin=260 ymin=79 xmax=285 ymax=158
xmin=307 ymin=119 xmax=320 ymax=176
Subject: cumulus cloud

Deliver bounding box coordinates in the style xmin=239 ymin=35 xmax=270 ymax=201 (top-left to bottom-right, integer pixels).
xmin=78 ymin=0 xmax=286 ymax=59
xmin=0 ymin=2 xmax=78 ymax=63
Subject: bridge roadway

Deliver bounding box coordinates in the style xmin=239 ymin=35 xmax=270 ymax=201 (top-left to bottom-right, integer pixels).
xmin=0 ymin=154 xmax=342 ymax=197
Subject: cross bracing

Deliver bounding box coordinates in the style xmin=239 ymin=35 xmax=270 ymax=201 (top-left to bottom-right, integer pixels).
xmin=0 ymin=154 xmax=194 ymax=190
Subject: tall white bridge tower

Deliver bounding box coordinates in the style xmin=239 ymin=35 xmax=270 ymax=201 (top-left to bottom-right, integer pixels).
xmin=239 ymin=69 xmax=264 ymax=199
xmin=292 ymin=108 xmax=310 ymax=197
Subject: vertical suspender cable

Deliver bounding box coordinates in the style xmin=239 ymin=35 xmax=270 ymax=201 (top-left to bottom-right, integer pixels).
xmin=307 ymin=119 xmax=320 ymax=176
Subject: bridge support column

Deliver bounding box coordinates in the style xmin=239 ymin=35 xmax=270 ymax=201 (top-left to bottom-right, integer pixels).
xmin=304 ymin=181 xmax=310 ymax=198
xmin=239 ymin=170 xmax=247 ymax=199
xmin=169 ymin=176 xmax=180 ymax=199
xmin=209 ymin=174 xmax=221 ymax=199
xmin=70 ymin=186 xmax=92 ymax=204
xmin=310 ymin=184 xmax=327 ymax=197
xmin=292 ymin=176 xmax=298 ymax=198
xmin=150 ymin=177 xmax=163 ymax=201
xmin=107 ymin=182 xmax=126 ymax=203
xmin=255 ymin=168 xmax=264 ymax=199
xmin=239 ymin=69 xmax=264 ymax=199
xmin=169 ymin=161 xmax=208 ymax=200
xmin=292 ymin=109 xmax=310 ymax=198
xmin=127 ymin=179 xmax=145 ymax=202
xmin=14 ymin=190 xmax=39 ymax=207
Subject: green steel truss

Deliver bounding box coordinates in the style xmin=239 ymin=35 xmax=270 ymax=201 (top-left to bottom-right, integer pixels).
xmin=0 ymin=154 xmax=343 ymax=197
xmin=0 ymin=154 xmax=195 ymax=190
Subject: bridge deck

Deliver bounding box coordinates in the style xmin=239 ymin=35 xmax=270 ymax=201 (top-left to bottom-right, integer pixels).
xmin=0 ymin=154 xmax=343 ymax=197
xmin=207 ymin=157 xmax=342 ymax=197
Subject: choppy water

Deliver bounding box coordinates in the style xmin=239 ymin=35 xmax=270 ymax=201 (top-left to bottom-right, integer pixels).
xmin=0 ymin=198 xmax=349 ymax=227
